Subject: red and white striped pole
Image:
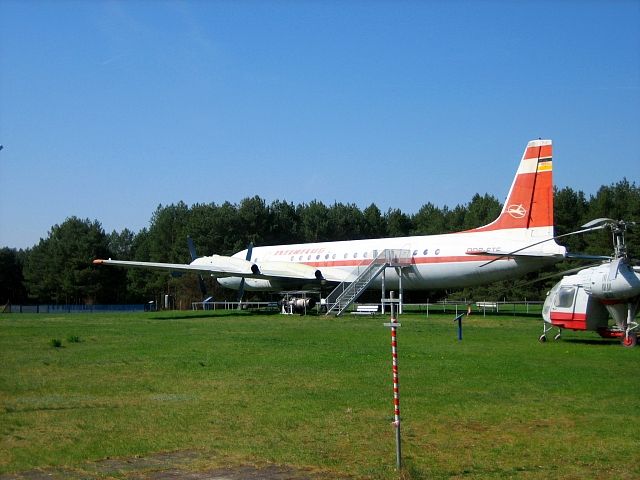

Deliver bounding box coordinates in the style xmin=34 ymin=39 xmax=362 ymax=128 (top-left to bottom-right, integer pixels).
xmin=384 ymin=291 xmax=402 ymax=470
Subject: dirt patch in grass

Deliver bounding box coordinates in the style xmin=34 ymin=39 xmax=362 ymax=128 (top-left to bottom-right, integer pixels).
xmin=0 ymin=450 xmax=346 ymax=480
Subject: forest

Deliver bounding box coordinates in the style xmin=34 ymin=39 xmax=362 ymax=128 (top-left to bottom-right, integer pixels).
xmin=1 ymin=179 xmax=638 ymax=307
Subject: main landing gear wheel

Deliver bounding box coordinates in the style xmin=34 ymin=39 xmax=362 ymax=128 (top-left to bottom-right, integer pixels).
xmin=554 ymin=332 xmax=562 ymax=341
xmin=622 ymin=332 xmax=637 ymax=348
xmin=538 ymin=334 xmax=547 ymax=343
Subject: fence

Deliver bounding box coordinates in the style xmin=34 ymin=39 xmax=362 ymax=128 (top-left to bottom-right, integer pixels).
xmin=7 ymin=304 xmax=146 ymax=314
xmin=191 ymin=301 xmax=279 ymax=311
xmin=5 ymin=300 xmax=544 ymax=316
xmin=401 ymin=300 xmax=544 ymax=316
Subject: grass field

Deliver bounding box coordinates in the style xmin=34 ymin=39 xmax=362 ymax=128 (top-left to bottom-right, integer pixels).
xmin=1 ymin=310 xmax=638 ymax=479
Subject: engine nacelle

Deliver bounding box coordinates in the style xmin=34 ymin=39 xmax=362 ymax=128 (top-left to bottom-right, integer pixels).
xmin=191 ymin=255 xmax=255 ymax=275
xmin=217 ymin=277 xmax=275 ymax=291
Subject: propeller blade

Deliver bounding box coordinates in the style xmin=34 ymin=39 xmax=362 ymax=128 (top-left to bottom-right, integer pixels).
xmin=237 ymin=243 xmax=254 ymax=307
xmin=187 ymin=236 xmax=198 ymax=261
xmin=187 ymin=236 xmax=208 ymax=299
xmin=237 ymin=278 xmax=246 ymax=304
xmin=197 ymin=276 xmax=208 ymax=299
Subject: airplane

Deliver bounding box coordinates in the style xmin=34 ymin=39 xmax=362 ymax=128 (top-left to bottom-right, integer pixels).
xmin=541 ymin=219 xmax=640 ymax=347
xmin=94 ymin=139 xmax=567 ymax=310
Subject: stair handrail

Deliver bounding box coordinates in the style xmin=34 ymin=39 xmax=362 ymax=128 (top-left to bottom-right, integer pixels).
xmin=325 ymin=249 xmax=412 ymax=315
xmin=325 ymin=251 xmax=380 ymax=308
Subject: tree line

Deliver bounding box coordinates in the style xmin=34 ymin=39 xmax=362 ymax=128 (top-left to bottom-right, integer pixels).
xmin=1 ymin=179 xmax=638 ymax=307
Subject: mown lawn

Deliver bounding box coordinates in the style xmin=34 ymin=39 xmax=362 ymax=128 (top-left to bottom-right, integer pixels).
xmin=1 ymin=310 xmax=638 ymax=479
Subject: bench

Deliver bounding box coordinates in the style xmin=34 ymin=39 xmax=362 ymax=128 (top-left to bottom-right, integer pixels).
xmin=476 ymin=301 xmax=498 ymax=311
xmin=351 ymin=305 xmax=380 ymax=315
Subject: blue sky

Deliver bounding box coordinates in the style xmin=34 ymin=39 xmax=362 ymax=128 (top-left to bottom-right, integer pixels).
xmin=1 ymin=0 xmax=639 ymax=249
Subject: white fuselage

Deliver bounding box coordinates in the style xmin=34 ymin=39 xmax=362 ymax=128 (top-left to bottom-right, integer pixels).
xmin=217 ymin=227 xmax=566 ymax=291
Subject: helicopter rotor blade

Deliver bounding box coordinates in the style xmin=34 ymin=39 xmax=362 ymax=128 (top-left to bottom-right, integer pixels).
xmin=580 ymin=218 xmax=615 ymax=229
xmin=565 ymin=252 xmax=612 ymax=260
xmin=479 ymin=223 xmax=608 ymax=267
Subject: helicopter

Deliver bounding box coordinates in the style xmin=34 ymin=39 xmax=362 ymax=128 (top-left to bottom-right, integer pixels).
xmin=540 ymin=219 xmax=640 ymax=347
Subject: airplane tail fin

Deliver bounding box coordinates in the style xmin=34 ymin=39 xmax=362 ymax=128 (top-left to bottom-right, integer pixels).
xmin=471 ymin=139 xmax=554 ymax=236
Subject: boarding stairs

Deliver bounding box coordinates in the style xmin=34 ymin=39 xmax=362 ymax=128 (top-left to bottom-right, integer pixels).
xmin=325 ymin=249 xmax=411 ymax=316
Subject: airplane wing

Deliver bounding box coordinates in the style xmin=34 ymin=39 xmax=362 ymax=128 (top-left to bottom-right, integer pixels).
xmin=93 ymin=256 xmax=350 ymax=282
xmin=93 ymin=258 xmax=252 ymax=277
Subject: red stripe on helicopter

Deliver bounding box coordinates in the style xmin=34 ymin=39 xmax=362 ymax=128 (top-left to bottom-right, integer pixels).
xmin=549 ymin=312 xmax=588 ymax=330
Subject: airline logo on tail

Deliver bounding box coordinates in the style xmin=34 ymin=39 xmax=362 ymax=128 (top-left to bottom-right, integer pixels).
xmin=507 ymin=204 xmax=527 ymax=219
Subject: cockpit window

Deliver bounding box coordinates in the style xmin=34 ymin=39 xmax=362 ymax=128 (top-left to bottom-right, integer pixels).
xmin=554 ymin=286 xmax=576 ymax=308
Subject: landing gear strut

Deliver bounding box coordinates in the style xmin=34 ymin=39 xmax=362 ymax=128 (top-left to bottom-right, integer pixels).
xmin=621 ymin=308 xmax=639 ymax=348
xmin=539 ymin=322 xmax=561 ymax=343
xmin=622 ymin=331 xmax=637 ymax=348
